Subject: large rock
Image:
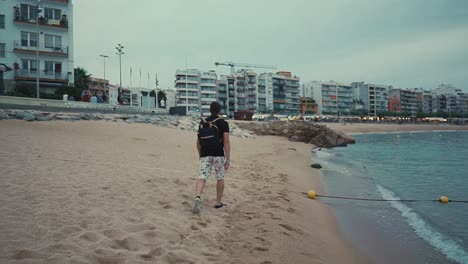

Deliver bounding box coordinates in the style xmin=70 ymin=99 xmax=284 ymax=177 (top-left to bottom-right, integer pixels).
xmin=80 ymin=113 xmax=99 ymax=120
xmin=236 ymin=120 xmax=355 ymax=148
xmin=0 ymin=110 xmax=10 ymax=120
xmin=35 ymin=114 xmax=55 ymax=121
xmin=15 ymin=111 xmax=36 ymax=121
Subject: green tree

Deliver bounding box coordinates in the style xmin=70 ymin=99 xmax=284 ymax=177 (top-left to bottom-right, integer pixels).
xmin=74 ymin=67 xmax=92 ymax=91
xmin=7 ymin=82 xmax=36 ymax=98
xmin=150 ymin=90 xmax=167 ymax=107
xmin=54 ymin=85 xmax=82 ymax=100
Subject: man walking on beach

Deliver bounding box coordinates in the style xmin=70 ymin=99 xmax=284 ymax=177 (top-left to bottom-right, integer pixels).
xmin=192 ymin=102 xmax=230 ymax=214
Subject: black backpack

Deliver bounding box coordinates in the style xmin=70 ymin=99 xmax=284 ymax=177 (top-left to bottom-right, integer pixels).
xmin=198 ymin=118 xmax=223 ymax=150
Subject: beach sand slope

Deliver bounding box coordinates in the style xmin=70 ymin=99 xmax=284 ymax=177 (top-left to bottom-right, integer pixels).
xmin=0 ymin=120 xmax=366 ymax=264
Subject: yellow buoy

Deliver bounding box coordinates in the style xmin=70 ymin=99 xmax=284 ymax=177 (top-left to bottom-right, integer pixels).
xmin=307 ymin=190 xmax=317 ymax=199
xmin=439 ymin=196 xmax=449 ymax=203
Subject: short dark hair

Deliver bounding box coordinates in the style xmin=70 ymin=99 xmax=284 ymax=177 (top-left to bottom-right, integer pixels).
xmin=210 ymin=102 xmax=221 ymax=115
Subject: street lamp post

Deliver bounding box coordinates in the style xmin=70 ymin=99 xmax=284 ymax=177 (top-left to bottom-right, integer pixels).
xmin=115 ymin=44 xmax=124 ymax=102
xmin=99 ymin=55 xmax=108 ymax=102
xmin=36 ymin=1 xmax=42 ymax=99
xmin=155 ymin=73 xmax=159 ymax=109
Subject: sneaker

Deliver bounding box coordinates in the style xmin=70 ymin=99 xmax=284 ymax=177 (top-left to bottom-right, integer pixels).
xmin=192 ymin=197 xmax=202 ymax=214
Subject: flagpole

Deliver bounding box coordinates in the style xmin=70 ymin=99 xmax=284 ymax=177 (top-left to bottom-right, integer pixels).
xmin=147 ymin=72 xmax=150 ymax=109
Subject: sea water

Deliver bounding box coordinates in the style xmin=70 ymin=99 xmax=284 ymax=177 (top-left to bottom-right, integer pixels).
xmin=315 ymin=131 xmax=468 ymax=264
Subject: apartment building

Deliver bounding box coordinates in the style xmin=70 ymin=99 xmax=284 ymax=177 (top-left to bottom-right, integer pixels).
xmin=0 ymin=0 xmax=74 ymax=95
xmin=388 ymin=89 xmax=419 ymax=115
xmin=352 ymin=83 xmax=389 ymax=116
xmin=259 ymin=71 xmax=300 ymax=114
xmin=305 ymin=81 xmax=352 ymax=115
xmin=175 ymin=69 xmax=200 ymax=113
xmin=200 ymin=71 xmax=217 ymax=116
xmin=175 ymin=69 xmax=301 ymax=116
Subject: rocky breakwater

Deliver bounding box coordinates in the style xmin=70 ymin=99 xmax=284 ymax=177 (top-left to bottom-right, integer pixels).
xmin=235 ymin=120 xmax=355 ymax=148
xmin=0 ymin=109 xmax=254 ymax=139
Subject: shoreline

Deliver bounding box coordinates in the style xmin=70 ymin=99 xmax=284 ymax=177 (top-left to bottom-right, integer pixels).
xmin=315 ymin=129 xmax=466 ymax=263
xmin=321 ymin=122 xmax=468 ymax=135
xmin=0 ymin=119 xmax=367 ymax=263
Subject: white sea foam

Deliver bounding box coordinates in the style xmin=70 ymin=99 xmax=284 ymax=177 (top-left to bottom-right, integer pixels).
xmin=376 ymin=184 xmax=468 ymax=264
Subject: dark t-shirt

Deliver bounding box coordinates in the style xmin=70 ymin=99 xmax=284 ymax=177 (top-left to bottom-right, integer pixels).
xmin=199 ymin=115 xmax=229 ymax=157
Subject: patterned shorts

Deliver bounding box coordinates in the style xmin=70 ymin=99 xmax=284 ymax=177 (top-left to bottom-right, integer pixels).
xmin=199 ymin=156 xmax=225 ymax=181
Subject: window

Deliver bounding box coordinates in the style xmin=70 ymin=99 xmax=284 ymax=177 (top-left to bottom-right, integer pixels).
xmin=22 ymin=59 xmax=38 ymax=72
xmin=21 ymin=31 xmax=38 ymax=47
xmin=44 ymin=8 xmax=61 ymax=20
xmin=20 ymin=4 xmax=37 ymax=21
xmin=0 ymin=14 xmax=5 ymax=29
xmin=45 ymin=34 xmax=62 ymax=49
xmin=44 ymin=61 xmax=62 ymax=74
xmin=0 ymin=43 xmax=5 ymax=57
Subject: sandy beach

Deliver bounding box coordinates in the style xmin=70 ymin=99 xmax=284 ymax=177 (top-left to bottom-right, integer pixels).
xmin=0 ymin=120 xmax=365 ymax=264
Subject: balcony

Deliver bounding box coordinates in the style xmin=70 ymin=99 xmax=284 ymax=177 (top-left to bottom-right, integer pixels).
xmin=14 ymin=69 xmax=68 ymax=83
xmin=14 ymin=41 xmax=68 ymax=57
xmin=14 ymin=13 xmax=69 ymax=30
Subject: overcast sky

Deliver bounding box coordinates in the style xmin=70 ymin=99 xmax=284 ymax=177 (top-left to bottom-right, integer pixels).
xmin=73 ymin=0 xmax=468 ymax=91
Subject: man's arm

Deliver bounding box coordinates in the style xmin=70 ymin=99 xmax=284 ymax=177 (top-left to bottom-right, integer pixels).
xmin=223 ymin=132 xmax=230 ymax=170
xmin=197 ymin=139 xmax=201 ymax=158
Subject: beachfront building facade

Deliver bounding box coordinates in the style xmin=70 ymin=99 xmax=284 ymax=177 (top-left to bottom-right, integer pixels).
xmin=216 ymin=78 xmax=228 ymax=115
xmin=306 ymin=81 xmax=353 ymax=115
xmin=352 ymin=82 xmax=389 ymax=116
xmin=259 ymin=71 xmax=300 ymax=114
xmin=175 ymin=69 xmax=200 ymax=113
xmin=388 ymin=89 xmax=418 ymax=115
xmin=300 ymin=97 xmax=318 ymax=114
xmin=174 ymin=69 xmax=301 ymax=116
xmin=164 ymin=89 xmax=176 ymax=109
xmin=0 ymin=0 xmax=74 ymax=95
xmin=200 ymin=71 xmax=217 ymax=116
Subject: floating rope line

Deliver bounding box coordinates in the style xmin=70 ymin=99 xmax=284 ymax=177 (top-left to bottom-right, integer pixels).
xmin=301 ymin=191 xmax=468 ymax=204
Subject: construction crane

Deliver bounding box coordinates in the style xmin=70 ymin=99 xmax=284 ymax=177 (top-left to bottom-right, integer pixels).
xmin=214 ymin=61 xmax=277 ymax=73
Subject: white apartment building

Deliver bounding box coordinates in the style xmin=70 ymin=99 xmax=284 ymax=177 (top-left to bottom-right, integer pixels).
xmin=175 ymin=69 xmax=200 ymax=113
xmin=200 ymin=71 xmax=217 ymax=117
xmin=306 ymin=81 xmax=353 ymax=115
xmin=388 ymin=88 xmax=418 ymax=115
xmin=175 ymin=69 xmax=301 ymax=117
xmin=259 ymin=71 xmax=300 ymax=114
xmin=216 ymin=78 xmax=228 ymax=115
xmin=164 ymin=89 xmax=176 ymax=109
xmin=0 ymin=0 xmax=74 ymax=95
xmin=353 ymin=82 xmax=389 ymax=116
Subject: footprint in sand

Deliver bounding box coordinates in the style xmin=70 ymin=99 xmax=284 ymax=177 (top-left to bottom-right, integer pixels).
xmin=125 ymin=223 xmax=156 ymax=233
xmin=139 ymin=246 xmax=166 ymax=261
xmin=102 ymin=229 xmax=127 ymax=240
xmin=158 ymin=201 xmax=173 ymax=209
xmin=111 ymin=236 xmax=143 ymax=251
xmin=79 ymin=232 xmax=101 ymax=243
xmin=173 ymin=178 xmax=188 ymax=187
xmin=251 ymin=246 xmax=269 ymax=252
xmin=13 ymin=249 xmax=46 ymax=260
xmin=279 ymin=223 xmax=303 ymax=234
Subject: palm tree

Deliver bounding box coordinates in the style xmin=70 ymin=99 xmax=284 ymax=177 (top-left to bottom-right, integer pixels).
xmin=74 ymin=67 xmax=92 ymax=92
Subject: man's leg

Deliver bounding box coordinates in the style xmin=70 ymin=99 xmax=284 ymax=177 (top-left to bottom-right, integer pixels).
xmin=196 ymin=179 xmax=206 ymax=197
xmin=193 ymin=157 xmax=212 ymax=214
xmin=216 ymin=179 xmax=224 ymax=205
xmin=214 ymin=157 xmax=226 ymax=207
